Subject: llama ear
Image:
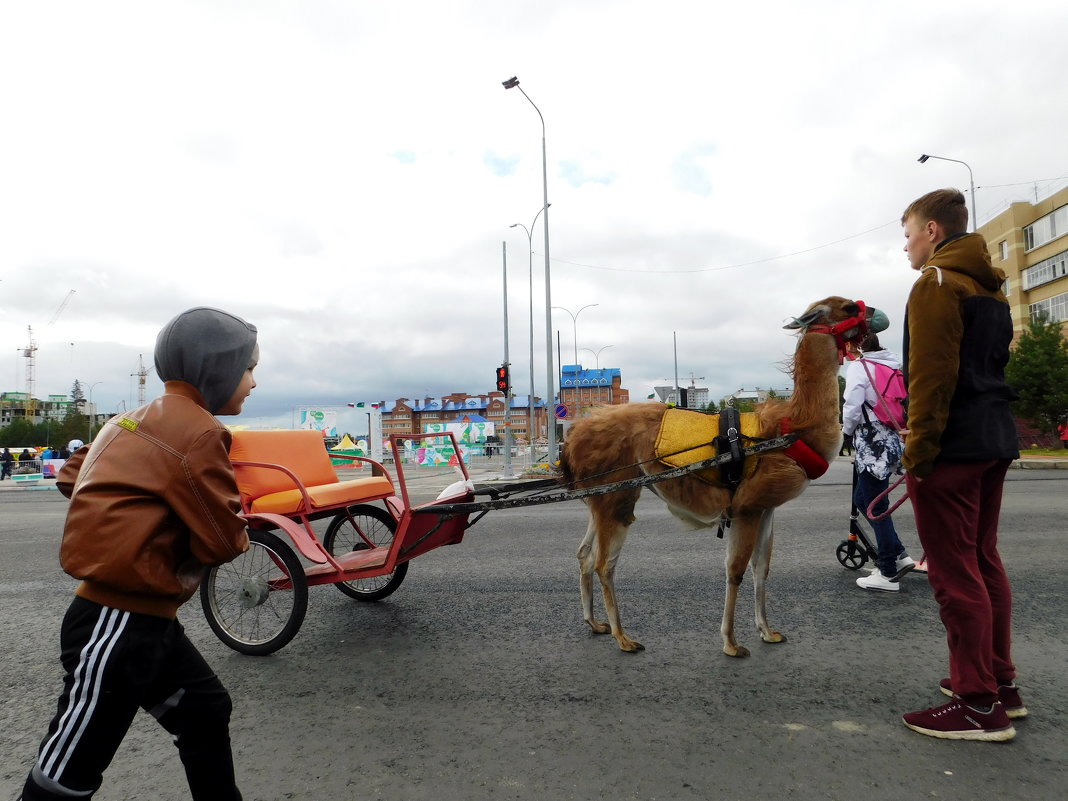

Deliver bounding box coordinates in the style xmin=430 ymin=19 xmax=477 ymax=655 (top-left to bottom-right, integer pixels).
xmin=783 ymin=304 xmax=830 ymax=329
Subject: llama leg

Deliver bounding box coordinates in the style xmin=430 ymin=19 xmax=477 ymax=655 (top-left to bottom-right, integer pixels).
xmin=594 ymin=517 xmax=643 ymax=652
xmin=721 ymin=517 xmax=759 ymax=657
xmin=577 ymin=516 xmax=609 ymax=634
xmin=750 ymin=509 xmax=785 ymax=644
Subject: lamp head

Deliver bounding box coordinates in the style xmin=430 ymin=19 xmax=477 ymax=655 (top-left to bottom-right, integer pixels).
xmin=509 ymin=223 xmax=519 ymax=228
xmin=502 ymin=76 xmax=519 ymax=90
xmin=917 ymin=154 xmax=930 ymax=163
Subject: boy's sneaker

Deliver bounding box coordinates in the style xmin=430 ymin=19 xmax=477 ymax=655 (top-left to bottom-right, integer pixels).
xmin=939 ymin=679 xmax=1028 ymax=719
xmin=903 ymin=700 xmax=1015 ymax=741
xmin=893 ymin=555 xmax=915 ymax=581
xmin=856 ymin=571 xmax=899 ymax=592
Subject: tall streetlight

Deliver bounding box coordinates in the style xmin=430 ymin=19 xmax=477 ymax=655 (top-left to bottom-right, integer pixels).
xmin=87 ymin=381 xmax=103 ymax=441
xmin=503 ymin=75 xmax=556 ymax=462
xmin=509 ymin=203 xmax=550 ymax=450
xmin=918 ymin=154 xmax=977 ymax=232
xmin=580 ymin=344 xmax=614 ymax=369
xmin=552 ymin=304 xmax=599 ymax=367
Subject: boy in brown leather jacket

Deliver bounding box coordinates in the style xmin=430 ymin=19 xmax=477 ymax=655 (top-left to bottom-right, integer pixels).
xmin=21 ymin=307 xmax=257 ymax=801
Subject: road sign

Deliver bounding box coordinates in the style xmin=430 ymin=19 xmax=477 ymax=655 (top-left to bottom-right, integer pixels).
xmin=554 ymin=403 xmax=568 ymax=419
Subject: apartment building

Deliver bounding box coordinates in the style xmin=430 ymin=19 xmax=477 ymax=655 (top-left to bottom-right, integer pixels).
xmin=978 ymin=185 xmax=1068 ymax=340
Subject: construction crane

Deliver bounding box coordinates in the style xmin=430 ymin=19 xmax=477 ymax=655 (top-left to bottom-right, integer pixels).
xmin=131 ymin=354 xmax=153 ymax=406
xmin=48 ymin=289 xmax=76 ymax=326
xmin=22 ymin=326 xmax=38 ymax=417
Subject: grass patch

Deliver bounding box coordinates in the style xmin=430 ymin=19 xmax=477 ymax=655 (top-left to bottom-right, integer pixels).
xmin=1020 ymin=447 xmax=1068 ymax=456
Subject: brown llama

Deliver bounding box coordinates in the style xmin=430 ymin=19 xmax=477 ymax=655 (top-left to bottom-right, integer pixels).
xmin=559 ymin=296 xmax=878 ymax=657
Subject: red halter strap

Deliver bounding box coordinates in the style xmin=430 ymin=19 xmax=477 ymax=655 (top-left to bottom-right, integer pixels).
xmin=803 ymin=300 xmax=869 ymax=363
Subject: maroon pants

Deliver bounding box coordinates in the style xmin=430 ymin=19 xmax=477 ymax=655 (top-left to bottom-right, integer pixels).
xmin=906 ymin=459 xmax=1015 ymax=707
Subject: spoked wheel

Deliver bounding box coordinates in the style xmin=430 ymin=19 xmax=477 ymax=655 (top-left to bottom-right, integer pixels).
xmin=322 ymin=504 xmax=408 ymax=601
xmin=201 ymin=529 xmax=308 ymax=656
xmin=836 ymin=538 xmax=869 ymax=570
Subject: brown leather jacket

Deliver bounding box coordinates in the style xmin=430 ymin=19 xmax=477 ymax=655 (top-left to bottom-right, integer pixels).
xmin=58 ymin=382 xmax=249 ymax=618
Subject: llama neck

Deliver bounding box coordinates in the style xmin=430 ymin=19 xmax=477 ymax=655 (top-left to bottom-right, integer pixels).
xmin=785 ymin=333 xmax=841 ymax=432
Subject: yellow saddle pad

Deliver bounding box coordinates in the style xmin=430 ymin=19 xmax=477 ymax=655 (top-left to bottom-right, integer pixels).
xmin=654 ymin=408 xmax=761 ymax=486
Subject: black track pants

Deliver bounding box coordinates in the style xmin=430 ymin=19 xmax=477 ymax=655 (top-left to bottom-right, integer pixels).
xmin=22 ymin=597 xmax=242 ymax=800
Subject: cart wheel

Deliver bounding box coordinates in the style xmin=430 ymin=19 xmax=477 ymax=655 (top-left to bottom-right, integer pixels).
xmin=200 ymin=529 xmax=308 ymax=656
xmin=836 ymin=539 xmax=869 ymax=570
xmin=323 ymin=504 xmax=408 ymax=601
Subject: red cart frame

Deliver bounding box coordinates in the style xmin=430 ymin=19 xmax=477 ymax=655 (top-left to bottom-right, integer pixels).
xmin=200 ymin=430 xmax=475 ymax=655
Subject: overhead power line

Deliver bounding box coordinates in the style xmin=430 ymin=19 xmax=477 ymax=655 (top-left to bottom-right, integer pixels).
xmin=546 ymin=220 xmax=898 ymax=275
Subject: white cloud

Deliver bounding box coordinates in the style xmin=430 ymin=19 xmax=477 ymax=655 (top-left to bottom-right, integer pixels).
xmin=1 ymin=0 xmax=1065 ymax=431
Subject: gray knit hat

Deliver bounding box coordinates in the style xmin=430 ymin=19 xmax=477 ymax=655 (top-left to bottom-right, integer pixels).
xmin=154 ymin=307 xmax=258 ymax=414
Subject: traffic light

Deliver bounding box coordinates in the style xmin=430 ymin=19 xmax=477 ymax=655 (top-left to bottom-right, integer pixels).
xmin=495 ymin=365 xmax=510 ymax=393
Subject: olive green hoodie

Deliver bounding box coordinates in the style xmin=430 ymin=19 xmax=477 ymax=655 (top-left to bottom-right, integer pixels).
xmin=901 ymin=233 xmax=1019 ymax=477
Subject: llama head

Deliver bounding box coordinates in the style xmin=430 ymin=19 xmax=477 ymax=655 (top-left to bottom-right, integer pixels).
xmin=783 ymin=297 xmax=888 ymax=355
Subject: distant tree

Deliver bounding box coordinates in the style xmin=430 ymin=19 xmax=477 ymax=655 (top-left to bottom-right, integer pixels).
xmin=71 ymin=379 xmax=85 ymax=405
xmin=0 ymin=418 xmax=37 ymax=447
xmin=1005 ymin=315 xmax=1068 ymax=436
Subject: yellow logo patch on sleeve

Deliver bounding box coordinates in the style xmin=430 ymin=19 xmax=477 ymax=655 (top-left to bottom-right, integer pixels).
xmin=116 ymin=417 xmax=139 ymax=432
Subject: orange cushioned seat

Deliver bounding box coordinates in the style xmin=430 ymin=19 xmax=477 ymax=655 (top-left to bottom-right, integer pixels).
xmin=229 ymin=429 xmax=394 ymax=516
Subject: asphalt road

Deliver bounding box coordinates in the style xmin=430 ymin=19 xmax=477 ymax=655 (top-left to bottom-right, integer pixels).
xmin=2 ymin=461 xmax=1066 ymax=801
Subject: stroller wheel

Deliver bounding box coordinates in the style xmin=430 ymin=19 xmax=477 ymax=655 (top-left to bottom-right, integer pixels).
xmin=836 ymin=539 xmax=868 ymax=570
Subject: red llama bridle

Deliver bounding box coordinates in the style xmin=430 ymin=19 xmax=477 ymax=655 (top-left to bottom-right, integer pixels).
xmin=801 ymin=300 xmax=871 ymax=363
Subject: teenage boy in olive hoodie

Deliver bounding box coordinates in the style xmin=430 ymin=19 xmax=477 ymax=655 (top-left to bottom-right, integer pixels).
xmin=21 ymin=307 xmax=257 ymax=800
xmin=898 ymin=189 xmax=1024 ymax=742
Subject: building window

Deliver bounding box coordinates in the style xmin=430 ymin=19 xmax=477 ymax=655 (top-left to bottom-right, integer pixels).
xmin=998 ymin=240 xmax=1008 ymax=261
xmin=1023 ymin=204 xmax=1068 ymax=252
xmin=1029 ymin=291 xmax=1068 ymax=324
xmin=1021 ymin=249 xmax=1068 ymax=290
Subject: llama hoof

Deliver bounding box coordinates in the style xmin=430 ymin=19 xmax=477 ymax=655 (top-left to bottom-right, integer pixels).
xmin=617 ymin=637 xmax=645 ymax=652
xmin=724 ymin=644 xmax=751 ymax=658
xmin=586 ymin=620 xmax=611 ymax=635
xmin=760 ymin=631 xmax=786 ymax=644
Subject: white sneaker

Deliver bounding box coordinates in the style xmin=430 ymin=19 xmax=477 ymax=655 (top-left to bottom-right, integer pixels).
xmin=857 ymin=571 xmax=900 ymax=592
xmin=894 ymin=555 xmax=915 ymax=580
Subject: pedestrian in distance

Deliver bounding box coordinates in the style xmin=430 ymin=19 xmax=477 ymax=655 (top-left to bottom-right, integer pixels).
xmin=20 ymin=307 xmax=258 ymax=800
xmin=841 ymin=332 xmax=914 ymax=592
xmin=1 ymin=447 xmax=13 ymax=480
xmin=898 ymin=188 xmax=1024 ymax=742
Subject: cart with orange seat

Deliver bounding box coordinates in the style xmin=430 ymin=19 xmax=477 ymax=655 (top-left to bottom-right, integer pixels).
xmin=199 ymin=429 xmax=475 ymax=655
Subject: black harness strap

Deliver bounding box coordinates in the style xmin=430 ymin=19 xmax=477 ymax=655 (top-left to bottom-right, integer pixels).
xmin=714 ymin=407 xmax=745 ymax=491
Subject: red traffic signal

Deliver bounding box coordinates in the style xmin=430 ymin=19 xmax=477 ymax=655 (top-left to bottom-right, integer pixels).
xmin=495 ymin=365 xmax=510 ymax=392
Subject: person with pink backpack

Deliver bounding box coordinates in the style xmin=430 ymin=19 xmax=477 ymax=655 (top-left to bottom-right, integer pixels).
xmin=841 ymin=332 xmax=916 ymax=592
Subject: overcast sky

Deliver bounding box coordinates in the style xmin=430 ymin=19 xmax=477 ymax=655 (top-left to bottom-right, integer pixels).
xmin=2 ymin=0 xmax=1066 ymax=433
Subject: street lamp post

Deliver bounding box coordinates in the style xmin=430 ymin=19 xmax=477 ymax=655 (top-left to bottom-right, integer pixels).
xmin=509 ymin=203 xmax=549 ymax=451
xmin=87 ymin=381 xmax=103 ymax=441
xmin=580 ymin=344 xmax=614 ymax=369
xmin=553 ymin=304 xmax=598 ymax=419
xmin=552 ymin=304 xmax=599 ymax=367
xmin=580 ymin=344 xmax=614 ymax=413
xmin=918 ymin=154 xmax=977 ymax=232
xmin=503 ymin=75 xmax=556 ymax=462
